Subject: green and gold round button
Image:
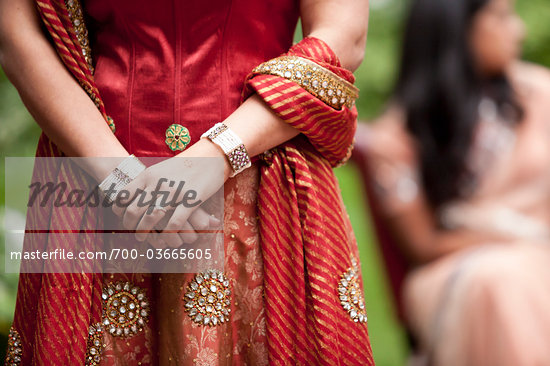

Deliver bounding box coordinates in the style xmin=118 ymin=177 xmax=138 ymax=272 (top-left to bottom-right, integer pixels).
xmin=165 ymin=124 xmax=191 ymax=151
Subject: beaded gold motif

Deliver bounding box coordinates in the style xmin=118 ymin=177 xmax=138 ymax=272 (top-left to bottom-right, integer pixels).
xmin=5 ymin=327 xmax=22 ymax=365
xmin=65 ymin=0 xmax=94 ymax=72
xmin=106 ymin=116 xmax=116 ymax=133
xmin=85 ymin=323 xmax=104 ymax=366
xmin=253 ymin=56 xmax=359 ymax=110
xmin=80 ymin=81 xmax=101 ymax=109
xmin=63 ymin=1 xmax=117 ymax=133
xmin=184 ymin=269 xmax=231 ymax=326
xmin=102 ymin=282 xmax=149 ymax=337
xmin=338 ymin=258 xmax=368 ymax=323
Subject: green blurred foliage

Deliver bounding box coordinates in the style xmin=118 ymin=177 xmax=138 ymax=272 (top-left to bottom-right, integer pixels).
xmin=356 ymin=0 xmax=405 ymax=119
xmin=1 ymin=0 xmax=550 ymax=364
xmin=0 ymin=67 xmax=39 ymax=335
xmin=518 ymin=0 xmax=550 ymax=67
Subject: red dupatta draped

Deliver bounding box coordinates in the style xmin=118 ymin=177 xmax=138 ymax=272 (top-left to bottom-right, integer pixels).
xmin=17 ymin=1 xmax=374 ymax=364
xmin=9 ymin=1 xmax=107 ymax=365
xmin=246 ymin=37 xmax=373 ymax=365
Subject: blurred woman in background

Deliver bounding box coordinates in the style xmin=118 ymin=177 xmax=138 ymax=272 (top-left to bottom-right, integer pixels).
xmin=366 ymin=0 xmax=550 ymax=364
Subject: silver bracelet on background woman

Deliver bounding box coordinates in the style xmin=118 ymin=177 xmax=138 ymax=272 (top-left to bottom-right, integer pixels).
xmin=201 ymin=122 xmax=252 ymax=177
xmin=98 ymin=154 xmax=146 ymax=204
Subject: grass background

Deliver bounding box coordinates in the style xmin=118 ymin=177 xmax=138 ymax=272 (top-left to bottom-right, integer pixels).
xmin=1 ymin=0 xmax=550 ymax=364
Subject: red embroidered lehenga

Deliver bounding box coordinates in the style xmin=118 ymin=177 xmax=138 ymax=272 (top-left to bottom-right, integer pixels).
xmin=5 ymin=1 xmax=374 ymax=365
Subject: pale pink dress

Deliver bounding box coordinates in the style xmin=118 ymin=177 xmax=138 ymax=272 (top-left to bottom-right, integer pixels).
xmin=368 ymin=62 xmax=550 ymax=366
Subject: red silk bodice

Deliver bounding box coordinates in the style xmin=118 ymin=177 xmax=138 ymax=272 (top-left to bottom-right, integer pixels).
xmin=84 ymin=0 xmax=300 ymax=156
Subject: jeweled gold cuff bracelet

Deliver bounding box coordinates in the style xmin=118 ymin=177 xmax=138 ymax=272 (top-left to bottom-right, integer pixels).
xmin=201 ymin=123 xmax=252 ymax=177
xmin=252 ymin=55 xmax=359 ymax=110
xmin=98 ymin=155 xmax=146 ymax=204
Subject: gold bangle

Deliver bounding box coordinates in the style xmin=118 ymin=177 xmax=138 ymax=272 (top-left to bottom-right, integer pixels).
xmin=253 ymin=56 xmax=359 ymax=110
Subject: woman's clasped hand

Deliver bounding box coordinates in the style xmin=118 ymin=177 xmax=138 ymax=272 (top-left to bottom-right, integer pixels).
xmin=111 ymin=154 xmax=226 ymax=249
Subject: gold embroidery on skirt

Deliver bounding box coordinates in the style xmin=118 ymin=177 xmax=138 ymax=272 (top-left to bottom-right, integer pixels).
xmin=85 ymin=323 xmax=105 ymax=366
xmin=102 ymin=282 xmax=149 ymax=337
xmin=5 ymin=327 xmax=22 ymax=365
xmin=184 ymin=269 xmax=232 ymax=326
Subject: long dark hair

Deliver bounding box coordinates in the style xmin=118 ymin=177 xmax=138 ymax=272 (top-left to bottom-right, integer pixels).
xmin=394 ymin=0 xmax=522 ymax=209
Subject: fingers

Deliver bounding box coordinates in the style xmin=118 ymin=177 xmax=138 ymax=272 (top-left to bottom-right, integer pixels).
xmin=146 ymin=231 xmax=167 ymax=249
xmin=146 ymin=206 xmax=218 ymax=248
xmin=111 ymin=178 xmax=146 ymax=218
xmin=188 ymin=208 xmax=212 ymax=234
xmin=114 ymin=179 xmax=154 ymax=238
xmin=179 ymin=221 xmax=198 ymax=245
xmin=122 ymin=197 xmax=149 ymax=235
xmin=115 ymin=175 xmax=171 ymax=241
xmin=134 ymin=205 xmax=167 ymax=242
xmin=159 ymin=206 xmax=213 ymax=247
